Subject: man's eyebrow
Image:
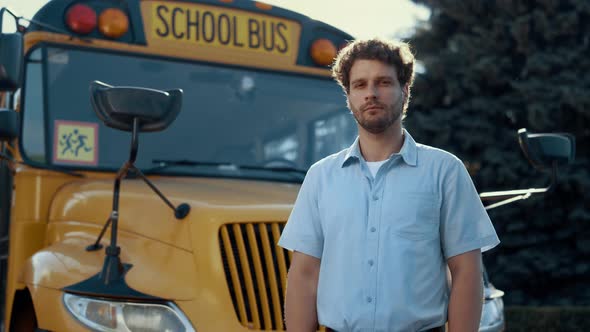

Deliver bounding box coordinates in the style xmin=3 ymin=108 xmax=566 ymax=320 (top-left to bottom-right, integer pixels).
xmin=351 ymin=76 xmax=395 ymax=85
xmin=375 ymin=75 xmax=395 ymax=81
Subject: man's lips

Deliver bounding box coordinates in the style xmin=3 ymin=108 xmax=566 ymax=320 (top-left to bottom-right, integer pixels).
xmin=363 ymin=104 xmax=384 ymax=111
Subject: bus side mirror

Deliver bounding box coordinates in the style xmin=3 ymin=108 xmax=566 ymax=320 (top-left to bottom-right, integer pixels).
xmin=0 ymin=108 xmax=19 ymax=141
xmin=90 ymin=80 xmax=182 ymax=132
xmin=518 ymin=128 xmax=575 ymax=171
xmin=0 ymin=33 xmax=24 ymax=91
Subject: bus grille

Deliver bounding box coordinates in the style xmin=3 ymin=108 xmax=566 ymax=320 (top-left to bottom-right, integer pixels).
xmin=219 ymin=222 xmax=292 ymax=330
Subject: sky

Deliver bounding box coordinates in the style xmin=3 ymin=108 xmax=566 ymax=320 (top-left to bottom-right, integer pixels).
xmin=2 ymin=0 xmax=430 ymax=38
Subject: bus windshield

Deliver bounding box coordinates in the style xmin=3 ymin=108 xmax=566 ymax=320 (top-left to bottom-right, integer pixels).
xmin=22 ymin=46 xmax=357 ymax=180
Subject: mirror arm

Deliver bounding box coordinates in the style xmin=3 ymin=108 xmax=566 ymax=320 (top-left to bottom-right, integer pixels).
xmin=127 ymin=118 xmax=189 ymax=218
xmin=129 ymin=118 xmax=139 ymax=163
xmin=0 ymin=7 xmax=28 ymax=33
xmin=0 ymin=8 xmax=17 ymax=33
xmin=0 ymin=150 xmax=15 ymax=173
xmin=87 ymin=117 xmax=190 ymax=257
xmin=482 ymin=161 xmax=558 ymax=211
xmin=0 ymin=150 xmax=14 ymax=163
xmin=129 ymin=167 xmax=190 ymax=219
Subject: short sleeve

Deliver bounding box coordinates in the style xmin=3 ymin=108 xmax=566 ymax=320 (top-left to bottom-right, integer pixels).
xmin=278 ymin=165 xmax=324 ymax=259
xmin=440 ymin=158 xmax=500 ymax=259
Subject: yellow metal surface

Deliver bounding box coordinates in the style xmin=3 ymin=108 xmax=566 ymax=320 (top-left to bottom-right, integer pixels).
xmin=220 ymin=222 xmax=290 ymax=330
xmin=16 ymin=170 xmax=300 ymax=330
xmin=22 ymin=223 xmax=198 ymax=300
xmin=143 ymin=1 xmax=297 ymax=57
xmin=247 ymin=223 xmax=272 ymax=328
xmin=220 ymin=227 xmax=249 ymax=325
xmin=29 ymin=285 xmax=91 ymax=332
xmin=169 ymin=189 xmax=298 ymax=331
xmin=4 ymin=166 xmax=94 ymax=326
xmin=4 ymin=222 xmax=46 ymax=328
xmin=260 ymin=224 xmax=284 ymax=330
xmin=48 ymin=179 xmax=194 ymax=251
xmin=233 ymin=224 xmax=260 ymax=329
xmin=23 ymin=28 xmax=330 ymax=77
xmin=272 ymin=223 xmax=289 ymax=299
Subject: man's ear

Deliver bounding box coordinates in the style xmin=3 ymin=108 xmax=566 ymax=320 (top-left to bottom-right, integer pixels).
xmin=402 ymin=85 xmax=409 ymax=100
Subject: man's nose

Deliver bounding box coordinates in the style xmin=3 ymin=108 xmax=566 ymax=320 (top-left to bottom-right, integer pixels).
xmin=365 ymin=84 xmax=378 ymax=100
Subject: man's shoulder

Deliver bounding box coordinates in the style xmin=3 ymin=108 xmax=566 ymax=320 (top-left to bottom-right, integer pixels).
xmin=415 ymin=142 xmax=462 ymax=167
xmin=298 ymin=149 xmax=348 ymax=189
xmin=307 ymin=148 xmax=349 ymax=175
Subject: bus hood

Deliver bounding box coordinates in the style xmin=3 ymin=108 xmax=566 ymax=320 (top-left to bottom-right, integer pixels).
xmin=48 ymin=177 xmax=300 ymax=252
xmin=24 ymin=177 xmax=299 ymax=299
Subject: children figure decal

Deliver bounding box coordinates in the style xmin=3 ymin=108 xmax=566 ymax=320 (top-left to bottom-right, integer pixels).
xmin=54 ymin=121 xmax=99 ymax=165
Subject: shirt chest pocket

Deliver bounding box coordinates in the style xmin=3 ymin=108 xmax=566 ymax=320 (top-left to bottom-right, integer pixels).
xmin=390 ymin=192 xmax=440 ymax=240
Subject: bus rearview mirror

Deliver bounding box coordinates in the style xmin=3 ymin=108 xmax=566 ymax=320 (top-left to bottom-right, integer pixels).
xmin=518 ymin=128 xmax=575 ymax=170
xmin=90 ymin=81 xmax=183 ymax=133
xmin=0 ymin=33 xmax=23 ymax=92
xmin=0 ymin=108 xmax=18 ymax=141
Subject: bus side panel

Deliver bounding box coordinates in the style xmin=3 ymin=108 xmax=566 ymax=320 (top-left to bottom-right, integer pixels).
xmin=4 ymin=222 xmax=47 ymax=328
xmin=4 ymin=169 xmax=75 ymax=327
xmin=28 ymin=285 xmax=87 ymax=331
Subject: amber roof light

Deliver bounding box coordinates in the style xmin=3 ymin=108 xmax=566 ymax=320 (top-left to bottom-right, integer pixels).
xmin=310 ymin=39 xmax=337 ymax=66
xmin=98 ymin=8 xmax=129 ymax=39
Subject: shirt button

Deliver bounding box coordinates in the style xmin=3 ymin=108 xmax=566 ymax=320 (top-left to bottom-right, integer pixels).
xmin=372 ymin=195 xmax=379 ymax=201
xmin=370 ymin=227 xmax=376 ymax=232
xmin=367 ymin=297 xmax=373 ymax=303
xmin=368 ymin=259 xmax=374 ymax=266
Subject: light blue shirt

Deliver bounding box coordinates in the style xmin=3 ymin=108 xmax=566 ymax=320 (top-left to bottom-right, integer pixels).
xmin=278 ymin=129 xmax=500 ymax=332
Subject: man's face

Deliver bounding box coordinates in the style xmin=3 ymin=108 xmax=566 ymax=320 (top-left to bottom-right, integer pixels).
xmin=347 ymin=59 xmax=406 ymax=134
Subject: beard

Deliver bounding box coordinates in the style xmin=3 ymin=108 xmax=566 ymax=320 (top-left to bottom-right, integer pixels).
xmin=350 ymin=99 xmax=403 ymax=134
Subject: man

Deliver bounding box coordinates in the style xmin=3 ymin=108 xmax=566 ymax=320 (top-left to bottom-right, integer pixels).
xmin=278 ymin=38 xmax=500 ymax=332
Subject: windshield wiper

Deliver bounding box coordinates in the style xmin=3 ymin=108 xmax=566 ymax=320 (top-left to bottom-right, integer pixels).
xmin=240 ymin=164 xmax=308 ymax=174
xmin=145 ymin=159 xmax=307 ymax=176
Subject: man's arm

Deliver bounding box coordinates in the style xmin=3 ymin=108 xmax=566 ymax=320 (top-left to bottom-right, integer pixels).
xmin=447 ymin=249 xmax=483 ymax=332
xmin=284 ymin=251 xmax=321 ymax=332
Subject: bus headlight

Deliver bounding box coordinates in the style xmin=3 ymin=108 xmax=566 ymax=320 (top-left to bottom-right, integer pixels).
xmin=63 ymin=293 xmax=195 ymax=332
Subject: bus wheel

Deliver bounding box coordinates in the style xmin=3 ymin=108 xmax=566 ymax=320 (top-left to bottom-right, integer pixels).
xmin=9 ymin=288 xmax=38 ymax=332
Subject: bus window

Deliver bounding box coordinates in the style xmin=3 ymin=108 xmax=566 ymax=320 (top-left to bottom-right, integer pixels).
xmin=264 ymin=132 xmax=298 ymax=162
xmin=30 ymin=46 xmax=351 ymax=178
xmin=313 ymin=111 xmax=357 ymax=161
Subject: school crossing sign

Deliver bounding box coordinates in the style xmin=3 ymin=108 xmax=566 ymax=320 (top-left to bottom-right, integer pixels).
xmin=53 ymin=120 xmax=99 ymax=166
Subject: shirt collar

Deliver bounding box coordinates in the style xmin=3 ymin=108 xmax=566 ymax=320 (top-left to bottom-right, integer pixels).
xmin=341 ymin=128 xmax=418 ymax=167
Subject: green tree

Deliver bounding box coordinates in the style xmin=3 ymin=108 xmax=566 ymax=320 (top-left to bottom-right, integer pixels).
xmin=406 ymin=0 xmax=589 ymax=305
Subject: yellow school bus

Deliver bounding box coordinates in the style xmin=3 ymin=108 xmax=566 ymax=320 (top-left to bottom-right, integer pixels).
xmin=0 ymin=0 xmax=578 ymax=331
xmin=0 ymin=0 xmax=356 ymax=330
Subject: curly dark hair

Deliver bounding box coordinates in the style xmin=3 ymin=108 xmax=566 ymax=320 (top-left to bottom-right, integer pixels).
xmin=332 ymin=38 xmax=416 ymax=96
